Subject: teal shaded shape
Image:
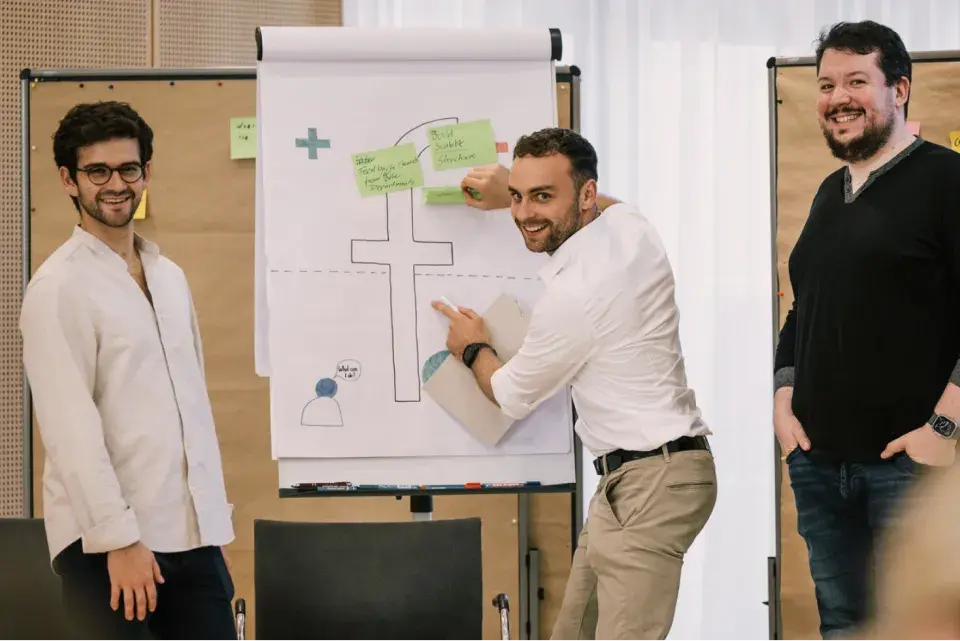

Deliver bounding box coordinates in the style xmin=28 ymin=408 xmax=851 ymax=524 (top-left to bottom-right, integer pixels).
xmin=315 ymin=377 xmax=338 ymax=398
xmin=422 ymin=350 xmax=451 ymax=383
xmin=295 ymin=128 xmax=331 ymax=159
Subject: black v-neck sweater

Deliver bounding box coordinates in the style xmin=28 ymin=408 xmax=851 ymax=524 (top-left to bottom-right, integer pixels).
xmin=775 ymin=139 xmax=960 ymax=461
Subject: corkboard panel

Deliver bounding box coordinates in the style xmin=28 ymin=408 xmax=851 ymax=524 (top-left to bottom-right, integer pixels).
xmin=156 ymin=0 xmax=341 ymax=66
xmin=27 ymin=73 xmax=578 ymax=639
xmin=774 ymin=59 xmax=960 ymax=640
xmin=0 ymin=0 xmax=151 ymax=520
xmin=557 ymin=81 xmax=572 ymax=133
xmin=529 ymin=492 xmax=572 ymax=634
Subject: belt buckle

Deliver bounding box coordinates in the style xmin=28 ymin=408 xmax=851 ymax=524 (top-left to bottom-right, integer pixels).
xmin=604 ymin=451 xmax=623 ymax=475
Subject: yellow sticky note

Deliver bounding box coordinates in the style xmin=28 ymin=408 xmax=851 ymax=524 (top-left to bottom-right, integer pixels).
xmin=950 ymin=131 xmax=960 ymax=153
xmin=423 ymin=186 xmax=466 ymax=205
xmin=230 ymin=117 xmax=257 ymax=159
xmin=133 ymin=190 xmax=148 ymax=220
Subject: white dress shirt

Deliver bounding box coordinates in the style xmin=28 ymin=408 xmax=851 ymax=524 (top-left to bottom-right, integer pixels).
xmin=20 ymin=226 xmax=234 ymax=561
xmin=491 ymin=203 xmax=710 ymax=457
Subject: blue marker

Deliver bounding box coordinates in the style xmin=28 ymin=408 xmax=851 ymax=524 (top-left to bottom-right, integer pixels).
xmin=482 ymin=482 xmax=542 ymax=489
xmin=356 ymin=484 xmax=419 ymax=490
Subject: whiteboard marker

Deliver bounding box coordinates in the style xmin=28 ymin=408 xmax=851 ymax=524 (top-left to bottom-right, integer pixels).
xmin=439 ymin=296 xmax=460 ymax=312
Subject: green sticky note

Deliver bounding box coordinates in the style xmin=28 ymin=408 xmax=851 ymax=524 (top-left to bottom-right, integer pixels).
xmin=230 ymin=117 xmax=257 ymax=159
xmin=428 ymin=119 xmax=498 ymax=171
xmin=352 ymin=143 xmax=424 ymax=197
xmin=423 ymin=186 xmax=467 ymax=205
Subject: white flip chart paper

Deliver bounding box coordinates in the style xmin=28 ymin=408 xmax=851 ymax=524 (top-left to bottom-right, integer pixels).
xmin=257 ymin=27 xmax=572 ymax=461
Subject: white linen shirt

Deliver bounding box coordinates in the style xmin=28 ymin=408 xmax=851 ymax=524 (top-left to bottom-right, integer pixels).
xmin=490 ymin=203 xmax=710 ymax=457
xmin=20 ymin=226 xmax=234 ymax=561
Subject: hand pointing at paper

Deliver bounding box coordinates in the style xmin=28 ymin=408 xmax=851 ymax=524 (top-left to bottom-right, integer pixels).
xmin=431 ymin=300 xmax=491 ymax=361
xmin=432 ymin=299 xmax=503 ymax=405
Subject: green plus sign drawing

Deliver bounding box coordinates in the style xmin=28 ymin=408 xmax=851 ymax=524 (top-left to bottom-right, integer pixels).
xmin=295 ymin=128 xmax=331 ymax=159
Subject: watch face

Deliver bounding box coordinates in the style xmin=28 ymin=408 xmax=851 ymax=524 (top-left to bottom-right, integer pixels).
xmin=933 ymin=415 xmax=957 ymax=437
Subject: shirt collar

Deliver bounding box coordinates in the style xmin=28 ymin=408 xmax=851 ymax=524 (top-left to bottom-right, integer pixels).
xmin=72 ymin=224 xmax=160 ymax=266
xmin=537 ymin=217 xmax=597 ymax=284
xmin=843 ymin=136 xmax=924 ymax=203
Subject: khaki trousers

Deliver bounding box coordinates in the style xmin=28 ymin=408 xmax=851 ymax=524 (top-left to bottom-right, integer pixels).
xmin=551 ymin=447 xmax=717 ymax=640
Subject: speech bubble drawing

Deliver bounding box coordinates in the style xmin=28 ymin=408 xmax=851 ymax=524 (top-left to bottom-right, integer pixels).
xmin=335 ymin=359 xmax=361 ymax=381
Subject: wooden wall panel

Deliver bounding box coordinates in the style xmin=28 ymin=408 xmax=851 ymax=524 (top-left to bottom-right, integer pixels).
xmin=0 ymin=0 xmax=151 ymax=518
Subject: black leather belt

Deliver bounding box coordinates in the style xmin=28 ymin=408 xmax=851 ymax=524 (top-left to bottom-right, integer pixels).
xmin=593 ymin=435 xmax=710 ymax=475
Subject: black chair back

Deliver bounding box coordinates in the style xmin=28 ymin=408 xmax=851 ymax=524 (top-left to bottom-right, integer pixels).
xmin=0 ymin=517 xmax=67 ymax=639
xmin=254 ymin=517 xmax=483 ymax=639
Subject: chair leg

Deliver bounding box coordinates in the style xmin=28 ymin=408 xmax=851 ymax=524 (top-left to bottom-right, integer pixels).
xmin=234 ymin=597 xmax=246 ymax=640
xmin=493 ymin=593 xmax=510 ymax=640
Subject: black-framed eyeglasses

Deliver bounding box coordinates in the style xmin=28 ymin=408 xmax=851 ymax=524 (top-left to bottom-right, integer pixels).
xmin=77 ymin=163 xmax=144 ymax=186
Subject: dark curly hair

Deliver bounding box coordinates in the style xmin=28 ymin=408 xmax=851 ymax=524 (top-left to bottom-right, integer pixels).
xmin=52 ymin=101 xmax=154 ymax=211
xmin=815 ymin=20 xmax=911 ymax=116
xmin=513 ymin=128 xmax=598 ymax=197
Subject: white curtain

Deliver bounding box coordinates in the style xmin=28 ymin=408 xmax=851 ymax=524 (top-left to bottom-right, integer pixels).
xmin=343 ymin=1 xmax=960 ymax=638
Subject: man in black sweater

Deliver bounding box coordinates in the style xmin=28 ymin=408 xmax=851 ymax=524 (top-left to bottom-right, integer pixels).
xmin=774 ymin=20 xmax=960 ymax=639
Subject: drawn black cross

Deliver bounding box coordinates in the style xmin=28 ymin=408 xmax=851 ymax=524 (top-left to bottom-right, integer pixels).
xmin=351 ymin=118 xmax=459 ymax=402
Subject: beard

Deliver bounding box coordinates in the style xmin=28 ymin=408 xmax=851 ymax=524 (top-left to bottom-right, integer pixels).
xmin=78 ymin=188 xmax=139 ymax=229
xmin=515 ymin=202 xmax=583 ymax=254
xmin=820 ymin=104 xmax=895 ymax=163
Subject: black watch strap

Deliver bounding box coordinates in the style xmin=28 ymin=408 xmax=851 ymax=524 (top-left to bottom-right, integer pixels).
xmin=462 ymin=342 xmax=496 ymax=369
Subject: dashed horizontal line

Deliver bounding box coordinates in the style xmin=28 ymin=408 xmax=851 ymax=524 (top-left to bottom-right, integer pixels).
xmin=270 ymin=269 xmax=388 ymax=275
xmin=269 ymin=269 xmax=535 ymax=281
xmin=415 ymin=272 xmax=535 ymax=280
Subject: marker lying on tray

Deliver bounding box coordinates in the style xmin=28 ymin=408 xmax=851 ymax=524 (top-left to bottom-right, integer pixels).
xmin=290 ymin=483 xmax=422 ymax=491
xmin=291 ymin=482 xmax=355 ymax=491
xmin=355 ymin=485 xmax=420 ymax=490
xmin=290 ymin=482 xmax=542 ymax=491
xmin=483 ymin=482 xmax=542 ymax=488
xmin=418 ymin=482 xmax=543 ymax=490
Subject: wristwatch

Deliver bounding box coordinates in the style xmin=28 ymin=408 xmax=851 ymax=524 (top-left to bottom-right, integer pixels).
xmin=929 ymin=412 xmax=960 ymax=439
xmin=462 ymin=342 xmax=496 ymax=369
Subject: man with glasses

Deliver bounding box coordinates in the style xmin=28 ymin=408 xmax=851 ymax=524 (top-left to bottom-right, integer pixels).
xmin=19 ymin=101 xmax=237 ymax=639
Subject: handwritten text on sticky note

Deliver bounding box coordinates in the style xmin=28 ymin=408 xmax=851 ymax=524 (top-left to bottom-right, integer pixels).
xmin=352 ymin=143 xmax=424 ymax=196
xmin=230 ymin=117 xmax=256 ymax=159
xmin=428 ymin=119 xmax=498 ymax=171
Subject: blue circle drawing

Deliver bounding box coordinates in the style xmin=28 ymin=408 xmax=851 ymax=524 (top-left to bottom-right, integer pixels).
xmin=422 ymin=350 xmax=451 ymax=384
xmin=316 ymin=377 xmax=338 ymax=398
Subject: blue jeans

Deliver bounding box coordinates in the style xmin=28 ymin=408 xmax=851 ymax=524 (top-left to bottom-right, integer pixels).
xmin=786 ymin=447 xmax=926 ymax=639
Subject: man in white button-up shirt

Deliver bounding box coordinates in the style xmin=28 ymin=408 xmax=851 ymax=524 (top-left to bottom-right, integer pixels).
xmin=20 ymin=101 xmax=236 ymax=639
xmin=435 ymin=128 xmax=717 ymax=639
